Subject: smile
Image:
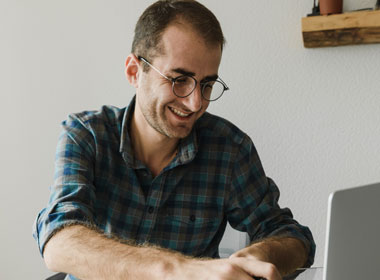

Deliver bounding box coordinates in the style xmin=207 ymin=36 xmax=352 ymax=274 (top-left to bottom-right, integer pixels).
xmin=169 ymin=106 xmax=191 ymax=118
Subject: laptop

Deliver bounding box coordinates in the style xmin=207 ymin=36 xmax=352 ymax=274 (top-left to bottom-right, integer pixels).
xmin=322 ymin=182 xmax=380 ymax=280
xmin=290 ymin=182 xmax=380 ymax=280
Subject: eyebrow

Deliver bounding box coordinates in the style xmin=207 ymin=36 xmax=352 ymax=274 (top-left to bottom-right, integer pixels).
xmin=172 ymin=67 xmax=219 ymax=82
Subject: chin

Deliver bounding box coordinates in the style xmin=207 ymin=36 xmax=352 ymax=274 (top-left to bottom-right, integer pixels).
xmin=165 ymin=127 xmax=192 ymax=139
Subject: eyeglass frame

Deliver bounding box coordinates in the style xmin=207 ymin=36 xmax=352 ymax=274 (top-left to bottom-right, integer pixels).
xmin=138 ymin=56 xmax=229 ymax=101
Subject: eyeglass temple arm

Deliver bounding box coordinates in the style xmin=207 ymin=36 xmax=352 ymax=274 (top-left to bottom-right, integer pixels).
xmin=139 ymin=56 xmax=229 ymax=91
xmin=218 ymin=77 xmax=229 ymax=90
xmin=138 ymin=56 xmax=172 ymax=82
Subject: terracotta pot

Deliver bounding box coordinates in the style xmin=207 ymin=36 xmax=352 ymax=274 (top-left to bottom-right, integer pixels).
xmin=319 ymin=0 xmax=343 ymax=15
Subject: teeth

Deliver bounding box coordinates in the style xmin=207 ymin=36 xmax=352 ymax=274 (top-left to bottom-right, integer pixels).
xmin=170 ymin=107 xmax=190 ymax=117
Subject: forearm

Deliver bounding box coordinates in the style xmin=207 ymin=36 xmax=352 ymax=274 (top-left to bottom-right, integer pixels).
xmin=231 ymin=237 xmax=308 ymax=276
xmin=43 ymin=224 xmax=186 ymax=280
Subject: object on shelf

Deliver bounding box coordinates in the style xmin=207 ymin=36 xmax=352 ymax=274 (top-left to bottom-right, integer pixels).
xmin=308 ymin=0 xmax=320 ymax=16
xmin=376 ymin=0 xmax=380 ymax=10
xmin=319 ymin=0 xmax=343 ymax=15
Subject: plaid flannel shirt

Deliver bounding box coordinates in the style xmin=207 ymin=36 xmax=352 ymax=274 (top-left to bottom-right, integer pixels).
xmin=33 ymin=97 xmax=315 ymax=279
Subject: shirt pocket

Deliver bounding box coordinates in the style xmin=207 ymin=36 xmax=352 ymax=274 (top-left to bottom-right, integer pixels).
xmin=152 ymin=206 xmax=221 ymax=256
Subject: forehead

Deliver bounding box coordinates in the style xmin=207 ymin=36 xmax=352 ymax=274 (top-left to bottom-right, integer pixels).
xmin=154 ymin=23 xmax=222 ymax=77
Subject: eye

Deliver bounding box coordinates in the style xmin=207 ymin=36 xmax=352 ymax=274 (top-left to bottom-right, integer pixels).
xmin=175 ymin=76 xmax=191 ymax=84
xmin=202 ymin=82 xmax=214 ymax=96
xmin=202 ymin=80 xmax=216 ymax=88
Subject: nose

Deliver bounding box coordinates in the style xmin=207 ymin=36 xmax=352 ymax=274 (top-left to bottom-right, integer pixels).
xmin=183 ymin=84 xmax=203 ymax=112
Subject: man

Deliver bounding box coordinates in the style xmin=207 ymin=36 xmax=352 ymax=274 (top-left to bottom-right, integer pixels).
xmin=33 ymin=1 xmax=315 ymax=279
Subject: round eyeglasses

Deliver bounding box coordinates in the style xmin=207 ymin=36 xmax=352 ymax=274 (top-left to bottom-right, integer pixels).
xmin=138 ymin=56 xmax=229 ymax=101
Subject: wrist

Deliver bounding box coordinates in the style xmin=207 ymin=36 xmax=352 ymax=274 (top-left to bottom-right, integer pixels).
xmin=230 ymin=243 xmax=270 ymax=263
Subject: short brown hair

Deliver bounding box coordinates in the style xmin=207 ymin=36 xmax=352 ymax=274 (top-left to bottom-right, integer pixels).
xmin=132 ymin=0 xmax=225 ymax=67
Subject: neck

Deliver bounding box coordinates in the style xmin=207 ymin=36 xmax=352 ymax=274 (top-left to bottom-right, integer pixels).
xmin=130 ymin=112 xmax=178 ymax=178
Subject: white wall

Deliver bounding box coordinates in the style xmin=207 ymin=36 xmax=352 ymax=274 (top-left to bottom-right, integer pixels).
xmin=1 ymin=0 xmax=379 ymax=278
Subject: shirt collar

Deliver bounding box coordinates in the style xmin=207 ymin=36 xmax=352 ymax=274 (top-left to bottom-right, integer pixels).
xmin=119 ymin=96 xmax=136 ymax=166
xmin=119 ymin=96 xmax=198 ymax=167
xmin=175 ymin=128 xmax=198 ymax=165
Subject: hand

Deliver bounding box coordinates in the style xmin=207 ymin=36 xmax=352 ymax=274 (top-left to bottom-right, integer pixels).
xmin=171 ymin=257 xmax=282 ymax=280
xmin=229 ymin=237 xmax=307 ymax=277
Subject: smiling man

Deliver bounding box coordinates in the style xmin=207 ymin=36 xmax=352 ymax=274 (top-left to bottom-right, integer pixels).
xmin=33 ymin=1 xmax=315 ymax=280
xmin=127 ymin=21 xmax=223 ymax=177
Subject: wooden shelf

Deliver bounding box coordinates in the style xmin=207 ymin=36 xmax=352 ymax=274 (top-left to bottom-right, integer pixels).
xmin=302 ymin=10 xmax=380 ymax=48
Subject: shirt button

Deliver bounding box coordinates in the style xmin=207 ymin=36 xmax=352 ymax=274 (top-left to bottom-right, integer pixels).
xmin=148 ymin=206 xmax=154 ymax=214
xmin=190 ymin=215 xmax=196 ymax=222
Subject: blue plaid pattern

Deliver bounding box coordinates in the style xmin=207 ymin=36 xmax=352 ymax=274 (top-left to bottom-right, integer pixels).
xmin=33 ymin=97 xmax=315 ymax=276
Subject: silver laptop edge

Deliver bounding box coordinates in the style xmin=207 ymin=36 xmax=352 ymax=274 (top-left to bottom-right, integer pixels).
xmin=323 ymin=182 xmax=380 ymax=280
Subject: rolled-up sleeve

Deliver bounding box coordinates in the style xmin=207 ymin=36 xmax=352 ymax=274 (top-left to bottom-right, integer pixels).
xmin=226 ymin=136 xmax=316 ymax=268
xmin=33 ymin=115 xmax=97 ymax=256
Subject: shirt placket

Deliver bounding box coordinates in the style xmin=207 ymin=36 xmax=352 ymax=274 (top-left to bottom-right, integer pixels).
xmin=135 ymin=172 xmax=166 ymax=243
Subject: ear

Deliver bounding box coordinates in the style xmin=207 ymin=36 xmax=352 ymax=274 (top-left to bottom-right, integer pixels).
xmin=125 ymin=54 xmax=140 ymax=88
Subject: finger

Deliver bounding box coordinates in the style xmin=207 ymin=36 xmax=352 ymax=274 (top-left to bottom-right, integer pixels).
xmin=229 ymin=257 xmax=282 ymax=280
xmin=215 ymin=260 xmax=257 ymax=280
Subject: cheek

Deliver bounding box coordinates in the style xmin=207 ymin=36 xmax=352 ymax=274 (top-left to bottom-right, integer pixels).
xmin=201 ymin=100 xmax=210 ymax=112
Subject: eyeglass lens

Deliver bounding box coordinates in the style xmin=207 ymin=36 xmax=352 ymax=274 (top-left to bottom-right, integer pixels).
xmin=173 ymin=76 xmax=225 ymax=101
